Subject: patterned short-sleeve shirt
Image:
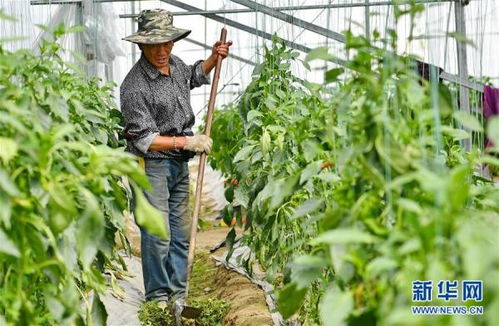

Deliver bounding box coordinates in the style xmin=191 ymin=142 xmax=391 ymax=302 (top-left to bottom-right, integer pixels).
xmin=120 ymin=53 xmax=210 ymax=159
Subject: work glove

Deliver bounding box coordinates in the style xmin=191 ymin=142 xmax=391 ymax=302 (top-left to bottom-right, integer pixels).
xmin=184 ymin=135 xmax=213 ymax=154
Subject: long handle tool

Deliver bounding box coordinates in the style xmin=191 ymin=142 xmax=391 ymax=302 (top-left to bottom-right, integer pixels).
xmin=177 ymin=27 xmax=228 ymax=323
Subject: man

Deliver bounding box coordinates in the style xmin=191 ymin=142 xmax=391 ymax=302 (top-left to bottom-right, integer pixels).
xmin=120 ymin=8 xmax=232 ymax=306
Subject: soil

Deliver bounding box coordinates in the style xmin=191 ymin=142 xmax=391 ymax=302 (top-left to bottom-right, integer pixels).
xmin=193 ymin=226 xmax=274 ymax=326
xmin=117 ymin=224 xmax=274 ymax=326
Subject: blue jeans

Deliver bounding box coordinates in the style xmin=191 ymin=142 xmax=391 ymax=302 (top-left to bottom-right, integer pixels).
xmin=138 ymin=158 xmax=191 ymax=301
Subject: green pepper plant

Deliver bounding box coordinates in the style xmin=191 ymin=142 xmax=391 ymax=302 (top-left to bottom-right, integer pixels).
xmin=209 ymin=4 xmax=499 ymax=325
xmin=0 ymin=20 xmax=166 ymax=325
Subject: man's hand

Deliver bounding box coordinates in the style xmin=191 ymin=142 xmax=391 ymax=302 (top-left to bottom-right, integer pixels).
xmin=184 ymin=135 xmax=213 ymax=154
xmin=211 ymin=40 xmax=233 ymax=59
xmin=202 ymin=41 xmax=233 ymax=75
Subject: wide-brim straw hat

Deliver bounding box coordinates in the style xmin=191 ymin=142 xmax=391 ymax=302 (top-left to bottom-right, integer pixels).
xmin=123 ymin=9 xmax=191 ymax=44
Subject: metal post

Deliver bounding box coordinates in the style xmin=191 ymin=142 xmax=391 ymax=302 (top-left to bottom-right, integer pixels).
xmin=323 ymin=0 xmax=332 ymax=73
xmin=76 ymin=2 xmax=84 ymax=26
xmin=440 ymin=71 xmax=482 ymax=92
xmin=131 ymin=0 xmax=136 ymax=64
xmin=365 ymin=0 xmax=370 ymax=41
xmin=31 ymin=0 xmax=457 ymax=10
xmin=184 ymin=38 xmax=255 ymax=66
xmin=76 ymin=1 xmax=87 ymax=73
xmin=454 ymin=0 xmax=471 ymax=149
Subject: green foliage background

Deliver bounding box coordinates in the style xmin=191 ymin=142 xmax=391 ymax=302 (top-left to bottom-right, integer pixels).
xmin=0 ymin=22 xmax=165 ymax=325
xmin=209 ymin=6 xmax=499 ymax=326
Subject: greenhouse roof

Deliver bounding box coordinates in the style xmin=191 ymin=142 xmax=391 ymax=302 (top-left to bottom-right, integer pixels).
xmin=1 ymin=0 xmax=496 ymax=127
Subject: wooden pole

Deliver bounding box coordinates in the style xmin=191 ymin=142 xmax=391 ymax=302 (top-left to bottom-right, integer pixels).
xmin=186 ymin=27 xmax=227 ymax=294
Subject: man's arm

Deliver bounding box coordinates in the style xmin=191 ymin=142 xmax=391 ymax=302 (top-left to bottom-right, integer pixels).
xmin=148 ymin=135 xmax=184 ymax=151
xmin=202 ymin=40 xmax=233 ymax=75
xmin=121 ymin=89 xmax=160 ymax=154
xmin=149 ymin=135 xmax=213 ymax=154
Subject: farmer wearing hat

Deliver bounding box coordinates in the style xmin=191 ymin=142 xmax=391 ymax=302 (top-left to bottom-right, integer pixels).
xmin=120 ymin=8 xmax=232 ymax=305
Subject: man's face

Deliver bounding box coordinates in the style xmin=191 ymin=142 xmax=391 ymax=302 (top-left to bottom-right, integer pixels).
xmin=140 ymin=41 xmax=174 ymax=70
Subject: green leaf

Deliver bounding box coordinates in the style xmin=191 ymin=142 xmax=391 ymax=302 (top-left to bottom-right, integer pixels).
xmin=270 ymin=175 xmax=299 ymax=209
xmin=0 ymin=10 xmax=16 ymax=22
xmin=0 ymin=228 xmax=20 ymax=257
xmin=374 ymin=135 xmax=411 ymax=174
xmin=46 ymin=295 xmax=65 ymax=321
xmin=301 ymin=59 xmax=311 ymax=71
xmin=0 ymin=112 xmax=29 ymax=135
xmin=345 ymin=30 xmax=368 ymax=49
xmin=481 ymin=155 xmax=499 ymax=167
xmin=312 ymin=228 xmax=378 ymax=245
xmin=441 ymin=126 xmax=470 ymax=141
xmin=365 ymin=257 xmax=397 ymax=279
xmin=399 ymin=238 xmax=421 ymax=255
xmin=0 ymin=194 xmax=11 ymax=228
xmin=91 ymin=294 xmax=107 ymax=326
xmin=133 ymin=185 xmax=168 ymax=240
xmin=76 ymin=189 xmax=105 ymax=269
xmin=300 ymin=161 xmax=322 ymax=184
xmin=35 ymin=24 xmax=50 ymax=33
xmin=67 ymin=25 xmax=87 ymax=34
xmin=397 ymin=198 xmax=422 ymax=214
xmin=319 ymin=287 xmax=353 ymax=326
xmin=277 ymin=283 xmax=307 ymax=319
xmin=291 ymin=198 xmax=323 ymax=220
xmin=487 ymin=116 xmax=499 ymax=146
xmin=447 ymin=32 xmax=476 ymax=48
xmin=289 ymin=255 xmax=328 ymax=289
xmin=325 ymin=68 xmax=344 ymax=83
xmin=0 ymin=36 xmax=29 ymax=44
xmin=225 ymin=228 xmax=236 ymax=261
xmin=224 ymin=184 xmax=234 ymax=203
xmin=275 ymin=89 xmax=287 ymax=99
xmin=281 ymin=51 xmax=300 ymax=60
xmin=234 ymin=187 xmax=249 ymax=208
xmin=301 ymin=140 xmax=321 ymax=162
xmin=447 ymin=165 xmax=471 ymax=212
xmin=0 ymin=137 xmax=18 ymax=164
xmin=47 ymin=181 xmax=77 ymax=216
xmin=404 ymin=79 xmax=425 ymax=107
xmin=0 ymin=168 xmax=19 ymax=197
xmin=60 ymin=226 xmax=78 ymax=271
xmin=453 ymin=111 xmax=483 ymax=132
xmin=110 ymin=273 xmax=125 ymax=301
xmin=305 ymin=46 xmax=335 ymax=63
xmin=261 ymin=129 xmax=271 ymax=155
xmin=316 ymin=171 xmax=341 ymax=183
xmin=233 ymin=145 xmax=255 ymax=163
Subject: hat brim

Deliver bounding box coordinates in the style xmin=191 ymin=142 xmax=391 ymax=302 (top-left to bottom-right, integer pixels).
xmin=123 ymin=27 xmax=191 ymax=44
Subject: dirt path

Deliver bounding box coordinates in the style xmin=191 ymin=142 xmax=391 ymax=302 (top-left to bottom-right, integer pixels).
xmin=105 ymin=226 xmax=273 ymax=326
xmin=194 ymin=227 xmax=274 ymax=326
xmin=195 ymin=227 xmax=230 ymax=250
